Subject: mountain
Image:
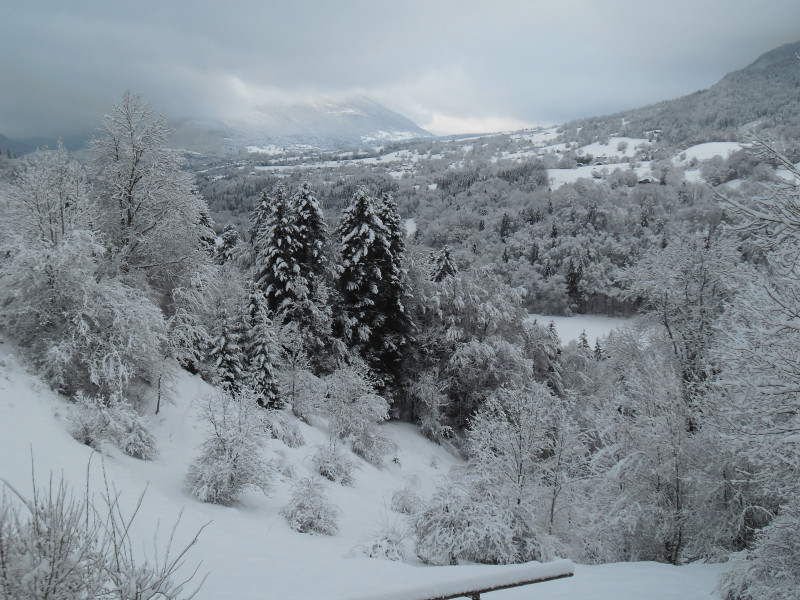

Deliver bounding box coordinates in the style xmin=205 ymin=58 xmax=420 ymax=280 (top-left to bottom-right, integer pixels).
xmin=562 ymin=40 xmax=800 ymax=148
xmin=0 ymin=133 xmax=35 ymax=157
xmin=169 ymin=96 xmax=434 ymax=155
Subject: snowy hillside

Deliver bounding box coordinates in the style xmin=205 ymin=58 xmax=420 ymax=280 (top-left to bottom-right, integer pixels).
xmin=0 ymin=338 xmax=728 ymax=600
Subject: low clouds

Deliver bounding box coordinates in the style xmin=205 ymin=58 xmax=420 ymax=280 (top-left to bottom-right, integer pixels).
xmin=2 ymin=1 xmax=799 ymax=139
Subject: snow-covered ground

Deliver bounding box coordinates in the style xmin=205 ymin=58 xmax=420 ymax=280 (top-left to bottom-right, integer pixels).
xmin=0 ymin=337 xmax=724 ymax=600
xmin=526 ymin=313 xmax=638 ymax=345
xmin=672 ymin=142 xmax=742 ymax=165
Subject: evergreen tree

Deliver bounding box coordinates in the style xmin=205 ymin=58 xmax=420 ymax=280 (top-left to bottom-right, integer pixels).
xmin=431 ymin=246 xmax=457 ymax=282
xmin=336 ymin=188 xmax=408 ymax=385
xmin=246 ymin=289 xmax=281 ymax=408
xmin=251 ymin=185 xmax=304 ymax=316
xmin=214 ymin=224 xmax=240 ymax=266
xmin=207 ymin=303 xmax=245 ymax=391
xmin=293 ymin=182 xmax=327 ymax=281
xmin=565 ymin=257 xmax=583 ymax=306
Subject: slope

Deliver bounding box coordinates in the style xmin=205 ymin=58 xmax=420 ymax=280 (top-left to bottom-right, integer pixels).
xmin=0 ymin=337 xmax=727 ymax=600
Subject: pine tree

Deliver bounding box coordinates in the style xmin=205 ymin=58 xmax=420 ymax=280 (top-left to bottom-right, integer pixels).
xmin=565 ymin=257 xmax=583 ymax=306
xmin=431 ymin=246 xmax=457 ymax=282
xmin=214 ymin=224 xmax=240 ymax=266
xmin=207 ymin=304 xmax=245 ymax=391
xmin=251 ymin=185 xmax=304 ymax=316
xmin=246 ymin=289 xmax=281 ymax=408
xmin=336 ymin=188 xmax=408 ymax=385
xmin=293 ymin=182 xmax=327 ymax=281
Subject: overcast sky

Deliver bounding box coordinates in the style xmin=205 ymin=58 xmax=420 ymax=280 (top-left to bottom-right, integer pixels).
xmin=2 ymin=1 xmax=800 ymax=140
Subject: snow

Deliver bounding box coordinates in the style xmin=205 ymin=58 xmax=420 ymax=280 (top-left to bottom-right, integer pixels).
xmin=673 ymin=142 xmax=742 ymax=164
xmin=0 ymin=336 xmax=725 ymax=600
xmin=577 ymin=137 xmax=650 ymax=159
xmin=348 ymin=559 xmax=575 ymax=600
xmin=405 ymin=218 xmax=417 ymax=238
xmin=526 ymin=313 xmax=638 ymax=345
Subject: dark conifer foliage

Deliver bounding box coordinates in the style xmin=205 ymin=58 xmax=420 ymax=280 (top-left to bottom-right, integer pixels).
xmin=431 ymin=246 xmax=458 ymax=282
xmin=251 ymin=185 xmax=303 ymax=316
xmin=336 ymin=187 xmax=409 ymax=386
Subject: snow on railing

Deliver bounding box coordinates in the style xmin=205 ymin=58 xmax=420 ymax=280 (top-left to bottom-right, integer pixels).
xmin=348 ymin=559 xmax=575 ymax=600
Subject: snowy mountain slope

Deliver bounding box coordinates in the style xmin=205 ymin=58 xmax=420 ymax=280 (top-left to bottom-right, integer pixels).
xmin=169 ymin=96 xmax=434 ymax=155
xmin=0 ymin=338 xmax=727 ymax=600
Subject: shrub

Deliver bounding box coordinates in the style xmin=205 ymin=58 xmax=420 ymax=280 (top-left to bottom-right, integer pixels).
xmin=0 ymin=472 xmax=205 ymax=600
xmin=185 ymin=389 xmax=273 ymax=505
xmin=311 ymin=443 xmax=356 ymax=486
xmin=349 ymin=522 xmax=408 ymax=562
xmin=281 ymin=477 xmax=339 ymax=535
xmin=413 ymin=481 xmax=517 ymax=566
xmin=263 ymin=409 xmax=305 ymax=448
xmin=271 ymin=450 xmax=296 ymax=479
xmin=70 ymin=391 xmax=157 ymax=460
xmin=391 ymin=485 xmax=423 ymax=515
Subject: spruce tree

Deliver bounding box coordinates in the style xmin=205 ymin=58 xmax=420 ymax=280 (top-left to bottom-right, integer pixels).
xmin=251 ymin=185 xmax=304 ymax=316
xmin=431 ymin=246 xmax=457 ymax=282
xmin=336 ymin=188 xmax=408 ymax=385
xmin=208 ymin=304 xmax=245 ymax=391
xmin=246 ymin=289 xmax=281 ymax=408
xmin=214 ymin=224 xmax=240 ymax=266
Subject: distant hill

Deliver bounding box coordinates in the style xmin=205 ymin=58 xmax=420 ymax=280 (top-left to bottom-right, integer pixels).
xmin=562 ymin=40 xmax=800 ymax=148
xmin=0 ymin=133 xmax=34 ymax=157
xmin=169 ymin=96 xmax=434 ymax=155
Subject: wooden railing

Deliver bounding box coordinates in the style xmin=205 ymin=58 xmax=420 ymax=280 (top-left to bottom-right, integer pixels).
xmin=349 ymin=559 xmax=575 ymax=600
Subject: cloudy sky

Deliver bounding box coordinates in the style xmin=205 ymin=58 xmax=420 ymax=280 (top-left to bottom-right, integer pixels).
xmin=2 ymin=1 xmax=800 ymax=140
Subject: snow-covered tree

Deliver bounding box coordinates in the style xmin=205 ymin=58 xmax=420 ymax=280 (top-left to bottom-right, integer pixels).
xmin=431 ymin=246 xmax=458 ymax=282
xmin=91 ymin=91 xmax=209 ymax=299
xmin=324 ymin=358 xmax=393 ymax=465
xmin=214 ymin=223 xmax=241 ymax=266
xmin=245 ymin=288 xmax=281 ymax=408
xmin=251 ymin=184 xmax=303 ymax=316
xmin=336 ymin=188 xmax=408 ymax=386
xmin=715 ymin=139 xmax=800 ymax=597
xmin=185 ymin=389 xmax=273 ymax=505
xmin=207 ymin=303 xmax=245 ymax=392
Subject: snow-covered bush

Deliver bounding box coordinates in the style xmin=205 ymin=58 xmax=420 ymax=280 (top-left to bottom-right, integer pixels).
xmin=185 ymin=389 xmax=273 ymax=505
xmin=390 ymin=484 xmax=423 ymax=515
xmin=70 ymin=392 xmax=157 ymax=460
xmin=263 ymin=409 xmax=305 ymax=448
xmin=719 ymin=499 xmax=800 ymax=600
xmin=271 ymin=450 xmax=296 ymax=479
xmin=311 ymin=443 xmax=356 ymax=486
xmin=0 ymin=473 xmax=204 ymax=600
xmin=413 ymin=481 xmax=517 ymax=565
xmin=349 ymin=522 xmax=408 ymax=562
xmin=325 ymin=359 xmax=393 ymax=465
xmin=281 ymin=477 xmax=339 ymax=535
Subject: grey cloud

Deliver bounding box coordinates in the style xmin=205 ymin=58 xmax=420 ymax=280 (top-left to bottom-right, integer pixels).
xmin=2 ymin=1 xmax=799 ymax=139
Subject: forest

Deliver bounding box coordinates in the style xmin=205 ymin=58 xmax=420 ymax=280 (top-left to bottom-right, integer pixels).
xmin=0 ymin=89 xmax=798 ymax=600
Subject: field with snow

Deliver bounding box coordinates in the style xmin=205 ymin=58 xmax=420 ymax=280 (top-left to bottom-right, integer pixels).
xmin=526 ymin=313 xmax=638 ymax=345
xmin=0 ymin=337 xmax=727 ymax=600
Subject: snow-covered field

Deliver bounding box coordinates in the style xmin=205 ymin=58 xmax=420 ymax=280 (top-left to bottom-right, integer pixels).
xmin=527 ymin=313 xmax=637 ymax=345
xmin=0 ymin=337 xmax=725 ymax=600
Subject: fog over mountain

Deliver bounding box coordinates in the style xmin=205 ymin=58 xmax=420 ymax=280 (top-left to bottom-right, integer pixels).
xmin=169 ymin=96 xmax=434 ymax=154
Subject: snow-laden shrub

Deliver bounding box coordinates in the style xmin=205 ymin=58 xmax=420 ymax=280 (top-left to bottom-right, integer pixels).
xmin=185 ymin=389 xmax=273 ymax=505
xmin=325 ymin=359 xmax=393 ymax=465
xmin=719 ymin=499 xmax=800 ymax=600
xmin=311 ymin=443 xmax=356 ymax=486
xmin=70 ymin=392 xmax=157 ymax=460
xmin=281 ymin=477 xmax=339 ymax=535
xmin=390 ymin=484 xmax=423 ymax=515
xmin=413 ymin=481 xmax=517 ymax=566
xmin=263 ymin=409 xmax=305 ymax=448
xmin=271 ymin=450 xmax=296 ymax=479
xmin=349 ymin=522 xmax=408 ymax=561
xmin=284 ymin=368 xmax=324 ymax=424
xmin=0 ymin=473 xmax=204 ymax=600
